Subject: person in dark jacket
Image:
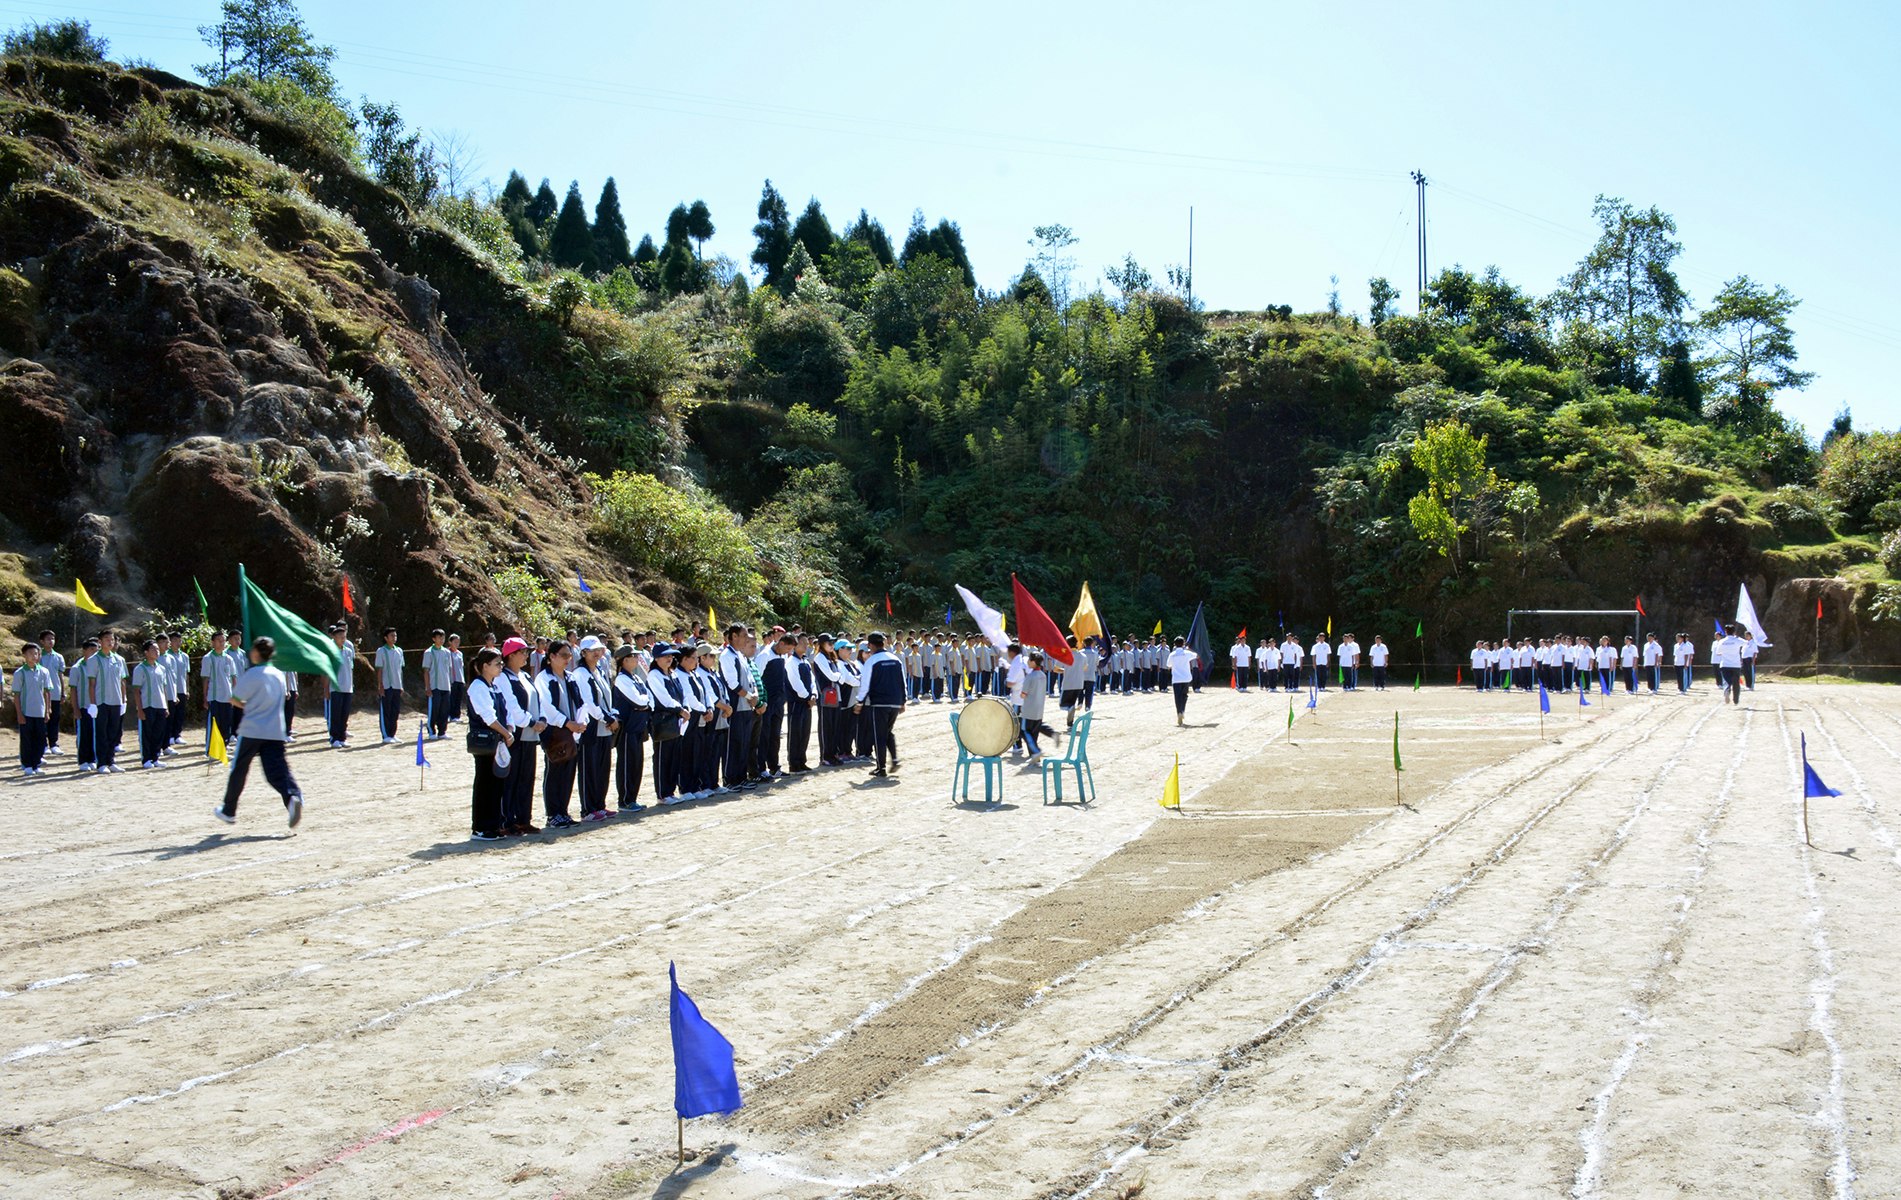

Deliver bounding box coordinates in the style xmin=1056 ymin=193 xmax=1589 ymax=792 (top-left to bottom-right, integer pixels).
xmin=854 ymin=631 xmax=908 ymax=777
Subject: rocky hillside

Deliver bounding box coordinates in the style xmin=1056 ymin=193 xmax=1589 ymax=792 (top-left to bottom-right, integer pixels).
xmin=0 ymin=56 xmax=669 ymax=642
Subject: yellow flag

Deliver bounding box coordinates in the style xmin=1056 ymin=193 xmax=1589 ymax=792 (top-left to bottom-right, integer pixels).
xmin=1152 ymin=618 xmax=1163 ymax=636
xmin=74 ymin=578 xmax=106 ymax=616
xmin=208 ymin=719 xmax=228 ymax=765
xmin=708 ymin=604 xmax=718 ymax=633
xmin=1159 ymin=751 xmax=1181 ymax=809
xmin=1326 ymin=615 xmax=1333 ymax=638
xmin=1069 ymin=581 xmax=1104 ymax=642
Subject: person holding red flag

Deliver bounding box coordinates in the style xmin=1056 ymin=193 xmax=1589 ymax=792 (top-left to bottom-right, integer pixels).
xmin=1010 ymin=575 xmax=1074 ymax=665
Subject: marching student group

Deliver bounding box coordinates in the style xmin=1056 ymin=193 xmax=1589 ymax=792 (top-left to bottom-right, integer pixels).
xmin=7 ymin=614 xmax=1770 ymax=842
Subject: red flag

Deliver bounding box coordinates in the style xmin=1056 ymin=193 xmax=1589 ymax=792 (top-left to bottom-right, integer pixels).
xmin=1816 ymin=596 xmax=1823 ymax=619
xmin=1457 ymin=666 xmax=1462 ymax=686
xmin=884 ymin=592 xmax=893 ymax=617
xmin=1010 ymin=574 xmax=1074 ymax=664
xmin=1237 ymin=626 xmax=1247 ymax=641
xmin=1633 ymin=595 xmax=1646 ymax=617
xmin=342 ymin=575 xmax=356 ymax=615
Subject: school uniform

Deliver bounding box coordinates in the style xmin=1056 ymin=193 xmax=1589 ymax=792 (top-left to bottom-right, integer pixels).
xmin=69 ymin=653 xmax=96 ymax=767
xmin=576 ymin=662 xmax=614 ymax=817
xmin=1642 ymin=640 xmax=1663 ymax=693
xmin=1310 ymin=640 xmax=1331 ymax=691
xmin=1470 ymin=646 xmax=1489 ymax=691
xmin=1620 ymin=643 xmax=1639 ymax=693
xmin=464 ymin=675 xmax=516 ymax=836
xmin=1673 ymin=639 xmax=1694 ymax=693
xmin=327 ymin=639 xmax=356 ymax=745
xmin=1339 ymin=640 xmax=1361 ymax=690
xmin=375 ymin=641 xmax=404 ymax=740
xmin=1369 ymin=641 xmax=1389 ymax=690
xmin=1254 ymin=643 xmax=1274 ymax=691
xmin=1714 ymin=635 xmax=1744 ymax=704
xmin=1229 ymin=642 xmax=1250 ymax=690
xmin=202 ymin=650 xmax=238 ymax=745
xmin=1168 ymin=646 xmax=1199 ymax=716
xmin=536 ymin=668 xmax=582 ymax=823
xmin=758 ymin=655 xmax=790 ymax=776
xmin=612 ymin=668 xmax=654 ymax=808
xmin=282 ymin=668 xmax=298 ymax=737
xmin=11 ymin=661 xmax=51 ymax=770
xmin=648 ymin=667 xmax=687 ymax=801
xmin=1741 ymin=636 xmax=1758 ymax=690
xmin=718 ymin=645 xmax=757 ymax=786
xmin=859 ymin=649 xmax=906 ymax=772
xmin=677 ymin=668 xmax=709 ymax=796
xmin=785 ymin=653 xmax=815 ymax=771
xmin=501 ymin=667 xmax=541 ymax=827
xmin=448 ymin=649 xmax=466 ymax=722
xmin=221 ymin=664 xmax=302 ymax=820
xmin=38 ymin=646 xmax=64 ymax=752
xmin=814 ymin=653 xmax=844 ymax=765
xmin=421 ymin=643 xmax=455 ymax=737
xmin=92 ymin=650 xmax=126 ymax=769
xmin=1279 ymin=639 xmax=1301 ymax=692
xmin=131 ymin=659 xmax=168 ymax=766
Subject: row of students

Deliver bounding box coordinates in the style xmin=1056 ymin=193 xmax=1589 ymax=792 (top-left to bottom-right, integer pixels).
xmin=1463 ymin=631 xmax=1760 ymax=697
xmin=457 ymin=626 xmax=910 ymax=841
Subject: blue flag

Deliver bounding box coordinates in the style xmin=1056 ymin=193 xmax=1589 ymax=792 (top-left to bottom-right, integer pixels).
xmin=577 ymin=571 xmax=593 ymax=594
xmin=944 ymin=603 xmax=953 ymax=626
xmin=1801 ymin=734 xmax=1842 ymax=799
xmin=1579 ymin=685 xmax=1590 ymax=708
xmin=670 ymin=962 xmax=742 ymax=1118
xmin=1713 ymin=617 xmax=1724 ymax=638
xmin=1539 ymin=682 xmax=1551 ymax=714
xmin=1599 ymin=671 xmax=1612 ymax=696
xmin=1306 ymin=681 xmax=1318 ymax=710
xmin=415 ymin=722 xmax=431 ymax=768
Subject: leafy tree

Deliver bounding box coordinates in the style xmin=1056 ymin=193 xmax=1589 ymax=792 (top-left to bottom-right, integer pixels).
xmin=842 ymin=210 xmax=894 ymax=267
xmin=1653 ymin=335 xmax=1703 ymax=421
xmin=777 ymin=241 xmax=817 ymax=296
xmin=1696 ymin=276 xmax=1813 ymax=427
xmin=751 ymin=179 xmax=794 ymax=285
xmin=1548 ymin=195 xmax=1688 ymax=390
xmin=659 ymin=238 xmax=704 ymax=295
xmin=196 ymin=0 xmax=337 ymax=100
xmin=592 ymin=177 xmax=631 ymax=270
xmin=1105 ymin=255 xmax=1152 ymax=302
xmin=1818 ymin=431 xmax=1901 ymax=532
xmin=792 ymin=199 xmax=836 ymax=269
xmin=900 ymin=212 xmax=976 ymax=288
xmin=819 ymin=239 xmax=881 ymax=307
xmin=357 ymin=99 xmax=438 ymax=207
xmin=547 ymin=181 xmax=597 ymax=273
xmin=1368 ymin=276 xmax=1399 ymax=326
xmin=1406 ymin=419 xmax=1494 ymax=575
xmin=1029 ymin=223 xmax=1079 ymax=312
xmin=3 ymin=18 xmax=109 ymax=61
xmin=665 ymin=203 xmax=691 ymax=248
xmin=685 ymin=199 xmax=714 ymax=258
xmin=526 ymin=179 xmax=558 ymax=227
xmin=1012 ymin=265 xmax=1053 ymax=306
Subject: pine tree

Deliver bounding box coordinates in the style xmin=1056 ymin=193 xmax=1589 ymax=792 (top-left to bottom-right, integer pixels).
xmin=792 ymin=199 xmax=835 ymax=268
xmin=685 ymin=200 xmax=714 ymax=259
xmin=632 ymin=234 xmax=659 ymax=264
xmin=526 ymin=178 xmax=558 ymax=227
xmin=751 ymin=179 xmax=793 ymax=286
xmin=660 ymin=239 xmax=703 ymax=295
xmin=843 ymin=209 xmax=894 ymax=267
xmin=593 ymin=177 xmax=631 ymax=270
xmin=665 ymin=203 xmax=692 ymax=249
xmin=547 ymin=181 xmax=597 ymax=273
xmin=778 ymin=241 xmax=816 ymax=297
xmin=500 ymin=171 xmax=533 ymax=215
xmin=900 ymin=210 xmax=931 ymax=264
xmin=899 ymin=212 xmax=976 ymax=288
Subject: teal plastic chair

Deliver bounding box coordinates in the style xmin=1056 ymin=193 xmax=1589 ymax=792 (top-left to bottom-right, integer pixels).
xmin=949 ymin=712 xmax=1005 ymax=804
xmin=1041 ymin=710 xmax=1095 ymax=804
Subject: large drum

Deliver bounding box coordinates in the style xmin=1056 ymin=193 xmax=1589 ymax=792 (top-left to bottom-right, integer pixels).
xmin=956 ymin=697 xmax=1016 ymax=758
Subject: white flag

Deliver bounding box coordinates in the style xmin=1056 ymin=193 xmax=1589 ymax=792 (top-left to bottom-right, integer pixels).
xmin=956 ymin=584 xmax=1011 ymax=653
xmin=1736 ymin=583 xmax=1771 ymax=646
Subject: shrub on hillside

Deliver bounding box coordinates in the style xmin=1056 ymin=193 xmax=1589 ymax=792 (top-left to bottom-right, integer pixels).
xmin=586 ymin=471 xmax=763 ymax=608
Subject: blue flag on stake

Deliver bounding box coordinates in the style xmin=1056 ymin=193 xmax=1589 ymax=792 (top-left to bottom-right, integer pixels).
xmin=1801 ymin=734 xmax=1841 ymax=799
xmin=415 ymin=722 xmax=431 ymax=768
xmin=1539 ymin=682 xmax=1551 ymax=714
xmin=670 ymin=962 xmax=743 ymax=1118
xmin=1579 ymin=684 xmax=1590 ymax=708
xmin=1307 ymin=680 xmax=1318 ymax=711
xmin=944 ymin=603 xmax=954 ymax=626
xmin=1600 ymin=671 xmax=1612 ymax=696
xmin=1713 ymin=617 xmax=1725 ymax=639
xmin=577 ymin=571 xmax=593 ymax=595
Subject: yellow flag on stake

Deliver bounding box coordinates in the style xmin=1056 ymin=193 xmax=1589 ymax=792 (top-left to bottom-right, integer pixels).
xmin=708 ymin=604 xmax=717 ymax=633
xmin=207 ymin=720 xmax=228 ymax=765
xmin=1069 ymin=581 xmax=1104 ymax=642
xmin=1152 ymin=618 xmax=1163 ymax=636
xmin=1159 ymin=752 xmax=1181 ymax=809
xmin=74 ymin=578 xmax=106 ymax=615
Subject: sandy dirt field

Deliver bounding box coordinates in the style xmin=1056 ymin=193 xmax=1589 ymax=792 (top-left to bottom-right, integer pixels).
xmin=2 ymin=679 xmax=1897 ymax=1199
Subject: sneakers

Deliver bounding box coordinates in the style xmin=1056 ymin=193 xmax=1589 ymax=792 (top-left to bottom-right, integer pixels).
xmin=869 ymin=767 xmax=888 ymax=778
xmin=714 ymin=786 xmax=731 ymax=795
xmin=105 ymin=764 xmax=126 ymax=773
xmin=661 ymin=794 xmax=685 ymax=806
xmin=583 ymin=810 xmax=608 ymax=822
xmin=163 ymin=746 xmax=178 ymax=756
xmin=471 ymin=830 xmax=502 ymax=841
xmin=212 ymin=808 xmax=236 ymax=825
xmin=547 ymin=813 xmax=577 ymax=828
xmin=286 ymin=797 xmax=303 ymax=828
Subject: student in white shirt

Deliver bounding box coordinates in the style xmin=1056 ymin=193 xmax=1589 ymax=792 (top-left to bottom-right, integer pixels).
xmin=1713 ymin=625 xmax=1745 ymax=705
xmin=1741 ymin=633 xmax=1759 ymax=691
xmin=1167 ymin=636 xmax=1200 ymax=725
xmin=1339 ymin=635 xmax=1360 ymax=691
xmin=1253 ymin=639 xmax=1274 ymax=692
xmin=1470 ymin=641 xmax=1489 ymax=692
xmin=1229 ymin=637 xmax=1251 ymax=691
xmin=1368 ymin=635 xmax=1390 ymax=691
xmin=1642 ymin=634 xmax=1663 ymax=694
xmin=1594 ymin=637 xmax=1616 ymax=694
xmin=1310 ymin=636 xmax=1331 ymax=692
xmin=1672 ymin=633 xmax=1694 ymax=694
xmin=1279 ymin=636 xmax=1300 ymax=693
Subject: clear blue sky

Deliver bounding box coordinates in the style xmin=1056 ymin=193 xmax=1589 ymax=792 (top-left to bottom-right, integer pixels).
xmin=9 ymin=0 xmax=1897 ymax=436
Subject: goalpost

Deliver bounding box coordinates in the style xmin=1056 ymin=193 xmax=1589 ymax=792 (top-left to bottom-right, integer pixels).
xmin=1505 ymin=608 xmax=1642 ymax=647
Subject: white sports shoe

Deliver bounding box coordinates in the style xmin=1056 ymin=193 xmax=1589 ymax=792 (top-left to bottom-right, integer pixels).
xmin=212 ymin=808 xmax=236 ymax=825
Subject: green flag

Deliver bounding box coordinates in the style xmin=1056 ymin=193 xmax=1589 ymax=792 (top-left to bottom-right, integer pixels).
xmin=1393 ymin=712 xmax=1403 ymax=773
xmin=1414 ymin=619 xmax=1423 ymax=638
xmin=800 ymin=592 xmax=812 ymax=610
xmin=194 ymin=576 xmax=211 ymax=624
xmin=239 ymin=564 xmax=339 ymax=684
xmin=1287 ymin=694 xmax=1294 ymax=730
xmin=1413 ymin=672 xmax=1422 ymax=692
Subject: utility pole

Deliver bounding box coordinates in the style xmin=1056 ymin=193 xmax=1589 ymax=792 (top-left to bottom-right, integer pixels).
xmin=1186 ymin=206 xmax=1194 ymax=309
xmin=1411 ymin=170 xmax=1428 ymax=313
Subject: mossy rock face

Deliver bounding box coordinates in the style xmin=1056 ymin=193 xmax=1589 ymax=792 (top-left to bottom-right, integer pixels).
xmin=0 ymin=265 xmax=38 ymax=353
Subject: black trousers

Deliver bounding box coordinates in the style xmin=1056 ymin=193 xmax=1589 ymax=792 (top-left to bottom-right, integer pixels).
xmin=759 ymin=707 xmax=785 ymax=774
xmin=1372 ymin=665 xmax=1388 ymax=689
xmin=428 ymin=689 xmax=451 ymax=737
xmin=542 ymin=747 xmax=577 ymax=818
xmin=222 ymin=737 xmax=300 ymax=816
xmin=786 ymin=703 xmax=812 ymax=770
xmin=95 ymin=704 xmax=123 ymax=768
xmin=1281 ymin=664 xmax=1297 ymax=691
xmin=653 ymin=733 xmax=682 ymax=798
xmin=578 ymin=731 xmax=610 ymax=814
xmin=1173 ymin=682 xmax=1190 ymax=715
xmin=46 ymin=699 xmax=61 ymax=747
xmin=327 ymin=690 xmax=352 ymax=743
xmin=505 ymin=739 xmax=538 ymax=825
xmin=1721 ymin=666 xmax=1742 ymax=704
xmin=724 ymin=709 xmax=754 ymax=783
xmin=855 ymin=704 xmax=874 ymax=756
xmin=283 ymin=693 xmax=296 ymax=735
xmin=450 ymin=681 xmax=465 ymax=720
xmin=75 ymin=708 xmax=94 ymax=766
xmin=17 ymin=716 xmax=45 ymax=768
xmin=167 ymin=697 xmax=183 ymax=742
xmin=139 ymin=706 xmax=165 ymax=764
xmin=1743 ymin=659 xmax=1756 ymax=689
xmin=872 ymin=706 xmax=899 ymax=769
xmin=380 ymin=687 xmax=402 ymax=739
xmin=817 ymin=703 xmax=839 ymax=763
xmin=615 ymin=724 xmax=646 ymax=807
xmin=207 ymin=700 xmax=233 ymax=745
xmin=471 ymin=754 xmax=505 ymax=835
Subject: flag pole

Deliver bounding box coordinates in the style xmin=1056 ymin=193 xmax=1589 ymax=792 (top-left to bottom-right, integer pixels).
xmin=677 ymin=1116 xmax=685 ymax=1167
xmin=1802 ymin=788 xmax=1811 ymax=847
